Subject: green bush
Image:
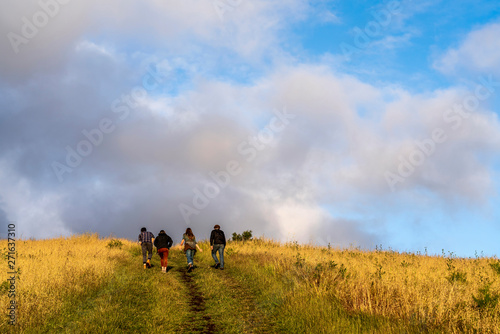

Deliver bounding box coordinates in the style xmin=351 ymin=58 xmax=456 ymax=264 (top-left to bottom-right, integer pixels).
xmin=232 ymin=230 xmax=252 ymax=242
xmin=473 ymin=284 xmax=499 ymax=310
xmin=107 ymin=239 xmax=123 ymax=249
xmin=489 ymin=261 xmax=500 ymax=275
xmin=447 ymin=271 xmax=467 ymax=284
xmin=0 ymin=280 xmax=9 ymax=293
xmin=446 ymin=258 xmax=467 ymax=284
xmin=242 ymin=230 xmax=253 ymax=241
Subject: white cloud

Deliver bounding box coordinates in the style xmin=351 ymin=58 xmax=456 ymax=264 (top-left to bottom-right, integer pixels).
xmin=0 ymin=0 xmax=310 ymax=81
xmin=318 ymin=10 xmax=342 ymax=24
xmin=434 ymin=22 xmax=500 ymax=76
xmin=369 ymin=32 xmax=413 ymax=50
xmin=75 ymin=40 xmax=115 ymax=58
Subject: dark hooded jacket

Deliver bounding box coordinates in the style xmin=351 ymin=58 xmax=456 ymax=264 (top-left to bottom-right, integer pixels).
xmin=154 ymin=231 xmax=173 ymax=249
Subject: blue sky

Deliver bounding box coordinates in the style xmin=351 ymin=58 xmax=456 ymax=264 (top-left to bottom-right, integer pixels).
xmin=1 ymin=0 xmax=499 ymax=257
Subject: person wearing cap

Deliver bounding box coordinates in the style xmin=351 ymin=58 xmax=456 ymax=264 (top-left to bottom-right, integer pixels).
xmin=138 ymin=227 xmax=155 ymax=269
xmin=210 ymin=224 xmax=226 ymax=270
xmin=154 ymin=230 xmax=173 ymax=273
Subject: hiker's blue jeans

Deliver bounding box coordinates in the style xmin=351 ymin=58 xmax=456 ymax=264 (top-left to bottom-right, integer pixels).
xmin=212 ymin=244 xmax=225 ymax=268
xmin=186 ymin=249 xmax=195 ymax=265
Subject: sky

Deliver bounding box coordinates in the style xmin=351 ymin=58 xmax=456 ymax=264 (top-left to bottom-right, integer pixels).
xmin=1 ymin=0 xmax=499 ymax=257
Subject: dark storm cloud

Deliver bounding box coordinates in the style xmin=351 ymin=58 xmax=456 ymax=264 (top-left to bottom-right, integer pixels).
xmin=0 ymin=206 xmax=10 ymax=239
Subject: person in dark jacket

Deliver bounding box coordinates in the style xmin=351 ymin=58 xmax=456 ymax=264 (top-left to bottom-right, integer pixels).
xmin=210 ymin=224 xmax=226 ymax=269
xmin=154 ymin=230 xmax=173 ymax=273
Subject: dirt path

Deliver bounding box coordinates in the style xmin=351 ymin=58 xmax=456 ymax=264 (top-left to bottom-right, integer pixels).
xmin=175 ymin=266 xmax=217 ymax=334
xmin=168 ymin=248 xmax=277 ymax=333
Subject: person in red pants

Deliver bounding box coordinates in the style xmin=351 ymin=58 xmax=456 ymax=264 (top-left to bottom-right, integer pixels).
xmin=154 ymin=230 xmax=173 ymax=273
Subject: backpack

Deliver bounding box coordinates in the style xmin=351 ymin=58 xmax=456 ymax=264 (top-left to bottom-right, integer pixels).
xmin=184 ymin=237 xmax=196 ymax=251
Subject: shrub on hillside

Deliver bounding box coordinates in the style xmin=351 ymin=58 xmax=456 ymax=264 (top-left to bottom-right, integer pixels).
xmin=473 ymin=284 xmax=499 ymax=310
xmin=490 ymin=261 xmax=500 ymax=275
xmin=107 ymin=239 xmax=123 ymax=249
xmin=232 ymin=230 xmax=252 ymax=242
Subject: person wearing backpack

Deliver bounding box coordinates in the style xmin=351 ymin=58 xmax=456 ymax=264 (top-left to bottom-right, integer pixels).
xmin=210 ymin=224 xmax=226 ymax=270
xmin=154 ymin=230 xmax=173 ymax=273
xmin=179 ymin=227 xmax=203 ymax=272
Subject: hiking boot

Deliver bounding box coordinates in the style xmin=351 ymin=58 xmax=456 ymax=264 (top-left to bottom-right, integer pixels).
xmin=187 ymin=264 xmax=193 ymax=272
xmin=214 ymin=263 xmax=220 ymax=269
xmin=143 ymin=263 xmax=147 ymax=269
xmin=220 ymin=267 xmax=224 ymax=270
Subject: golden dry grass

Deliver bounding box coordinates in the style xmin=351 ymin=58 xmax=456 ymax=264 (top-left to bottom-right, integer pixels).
xmin=2 ymin=234 xmax=499 ymax=333
xmin=0 ymin=234 xmax=135 ymax=332
xmin=226 ymin=239 xmax=500 ymax=333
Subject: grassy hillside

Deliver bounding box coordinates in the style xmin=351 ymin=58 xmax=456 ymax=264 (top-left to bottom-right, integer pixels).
xmin=1 ymin=234 xmax=500 ymax=333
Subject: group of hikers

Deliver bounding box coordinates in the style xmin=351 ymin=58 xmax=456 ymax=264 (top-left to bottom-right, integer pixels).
xmin=137 ymin=225 xmax=226 ymax=273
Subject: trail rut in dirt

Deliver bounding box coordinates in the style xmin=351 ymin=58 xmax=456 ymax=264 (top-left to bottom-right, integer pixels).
xmin=177 ymin=267 xmax=217 ymax=334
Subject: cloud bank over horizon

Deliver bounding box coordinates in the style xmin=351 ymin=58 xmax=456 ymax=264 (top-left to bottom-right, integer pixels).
xmin=1 ymin=0 xmax=499 ymax=256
